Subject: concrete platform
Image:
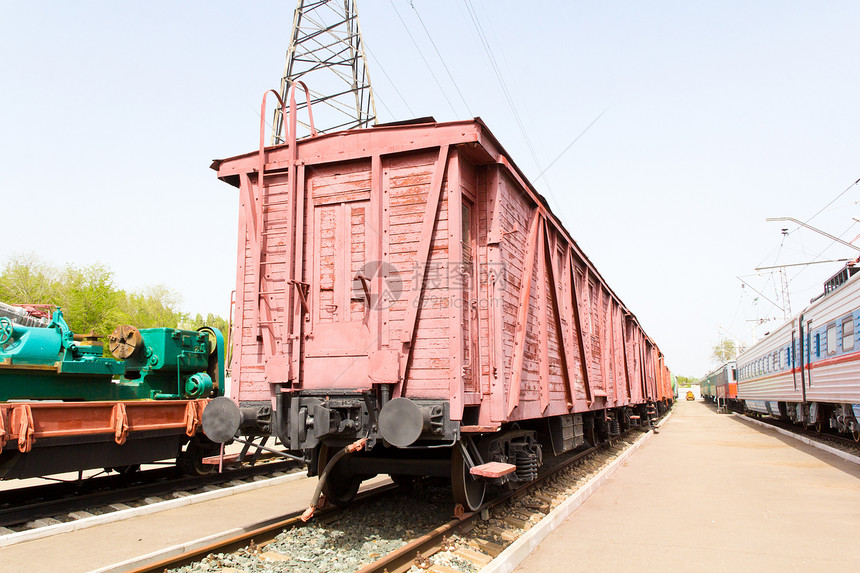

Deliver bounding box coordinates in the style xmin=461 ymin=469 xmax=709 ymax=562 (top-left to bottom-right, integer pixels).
xmin=0 ymin=469 xmax=388 ymax=572
xmin=515 ymin=400 xmax=860 ymax=572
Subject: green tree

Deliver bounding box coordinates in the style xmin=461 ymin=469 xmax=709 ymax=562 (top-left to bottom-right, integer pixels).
xmin=0 ymin=253 xmax=56 ymax=304
xmin=712 ymin=337 xmax=739 ymax=363
xmin=181 ymin=312 xmax=230 ymax=342
xmin=52 ymin=263 xmax=123 ymax=336
xmin=119 ymin=284 xmax=185 ymax=329
xmin=0 ymin=255 xmax=227 ymax=349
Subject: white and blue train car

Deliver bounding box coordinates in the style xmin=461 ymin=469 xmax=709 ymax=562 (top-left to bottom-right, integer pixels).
xmin=736 ymin=264 xmax=860 ymax=440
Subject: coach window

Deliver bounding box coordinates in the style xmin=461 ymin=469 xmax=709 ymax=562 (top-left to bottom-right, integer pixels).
xmin=815 ymin=333 xmax=821 ymax=358
xmin=843 ymin=317 xmax=855 ymax=351
xmin=826 ymin=324 xmax=837 ymax=355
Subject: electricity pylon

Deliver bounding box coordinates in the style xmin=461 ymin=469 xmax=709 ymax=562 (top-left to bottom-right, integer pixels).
xmin=271 ymin=0 xmax=377 ymax=143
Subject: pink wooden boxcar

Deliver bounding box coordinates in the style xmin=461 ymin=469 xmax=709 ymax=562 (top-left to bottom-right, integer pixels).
xmin=206 ymin=111 xmax=671 ymax=510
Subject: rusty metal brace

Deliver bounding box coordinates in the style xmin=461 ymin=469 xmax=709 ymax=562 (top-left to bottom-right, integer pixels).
xmin=14 ymin=404 xmax=35 ymax=452
xmin=110 ymin=403 xmax=129 ymax=445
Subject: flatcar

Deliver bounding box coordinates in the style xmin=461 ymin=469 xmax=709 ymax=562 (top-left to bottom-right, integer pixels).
xmin=0 ymin=305 xmax=225 ymax=479
xmin=736 ymin=263 xmax=860 ymax=440
xmin=203 ymin=88 xmax=672 ymax=512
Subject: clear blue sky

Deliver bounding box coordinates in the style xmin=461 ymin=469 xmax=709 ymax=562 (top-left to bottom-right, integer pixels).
xmin=2 ymin=1 xmax=858 ymax=378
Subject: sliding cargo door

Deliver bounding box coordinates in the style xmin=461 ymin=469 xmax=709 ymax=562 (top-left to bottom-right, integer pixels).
xmin=303 ymin=167 xmax=373 ymax=389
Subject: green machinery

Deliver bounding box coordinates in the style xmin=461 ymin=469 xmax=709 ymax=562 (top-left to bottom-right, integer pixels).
xmin=0 ymin=309 xmax=224 ymax=402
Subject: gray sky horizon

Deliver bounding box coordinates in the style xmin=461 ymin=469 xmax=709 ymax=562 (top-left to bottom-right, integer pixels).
xmin=2 ymin=1 xmax=858 ymax=378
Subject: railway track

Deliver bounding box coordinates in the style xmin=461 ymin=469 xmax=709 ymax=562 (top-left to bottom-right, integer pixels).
xmin=126 ymin=421 xmax=663 ymax=573
xmin=0 ymin=459 xmax=301 ymax=533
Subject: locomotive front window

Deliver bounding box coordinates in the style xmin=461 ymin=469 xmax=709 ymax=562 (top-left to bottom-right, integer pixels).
xmin=842 ymin=318 xmax=854 ymax=351
xmin=826 ymin=325 xmax=837 ymax=355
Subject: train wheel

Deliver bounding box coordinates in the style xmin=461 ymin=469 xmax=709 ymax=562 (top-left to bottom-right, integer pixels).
xmin=318 ymin=444 xmax=361 ymax=506
xmin=451 ymin=446 xmax=485 ymax=512
xmin=179 ymin=437 xmax=218 ymax=476
xmin=853 ymin=426 xmax=860 ymax=443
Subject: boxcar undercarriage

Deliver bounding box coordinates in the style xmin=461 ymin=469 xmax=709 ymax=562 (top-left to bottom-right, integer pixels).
xmin=204 ymin=392 xmax=667 ymax=510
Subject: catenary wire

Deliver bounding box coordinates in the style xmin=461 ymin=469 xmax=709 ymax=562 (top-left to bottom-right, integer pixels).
xmin=409 ymin=1 xmax=472 ymax=117
xmin=460 ymin=0 xmax=545 ymax=177
xmin=388 ymin=0 xmax=459 ymax=117
xmin=364 ymin=44 xmax=415 ymax=117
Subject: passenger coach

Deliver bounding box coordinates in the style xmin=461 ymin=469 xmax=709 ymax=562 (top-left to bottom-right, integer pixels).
xmin=737 ymin=264 xmax=860 ymax=439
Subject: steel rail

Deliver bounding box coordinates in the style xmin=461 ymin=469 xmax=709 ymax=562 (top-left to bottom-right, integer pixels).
xmin=0 ymin=460 xmax=299 ymax=528
xmin=356 ymin=443 xmax=606 ymax=573
xmin=123 ymin=425 xmax=652 ymax=573
xmin=126 ymin=483 xmax=400 ymax=573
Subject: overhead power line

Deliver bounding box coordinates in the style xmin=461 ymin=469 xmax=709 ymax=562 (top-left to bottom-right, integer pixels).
xmin=409 ymin=1 xmax=472 ymax=117
xmin=460 ymin=0 xmax=544 ymax=177
xmin=388 ymin=0 xmax=459 ymax=117
xmin=533 ymin=108 xmax=609 ymax=182
xmin=803 ymin=176 xmax=860 ymax=226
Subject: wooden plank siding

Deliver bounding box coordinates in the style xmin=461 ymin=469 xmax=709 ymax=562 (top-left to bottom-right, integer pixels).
xmin=215 ymin=118 xmax=670 ymax=420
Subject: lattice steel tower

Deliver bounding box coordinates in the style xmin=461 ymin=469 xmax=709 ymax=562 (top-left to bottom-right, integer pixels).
xmin=272 ymin=0 xmax=377 ymax=143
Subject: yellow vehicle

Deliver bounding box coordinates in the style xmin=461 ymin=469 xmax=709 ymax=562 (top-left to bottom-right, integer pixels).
xmin=685 ymin=391 xmax=695 ymax=401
